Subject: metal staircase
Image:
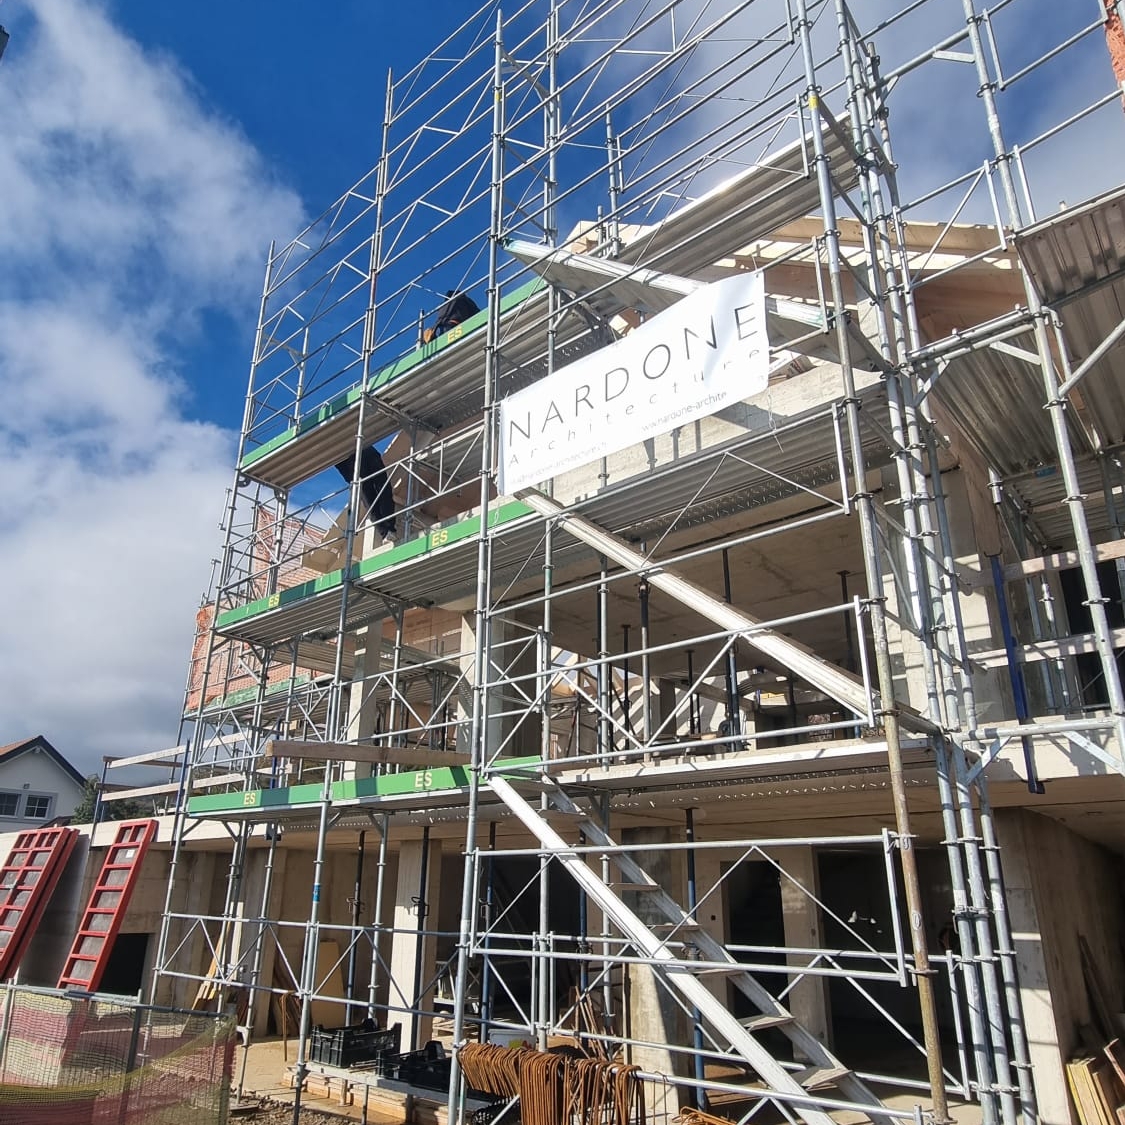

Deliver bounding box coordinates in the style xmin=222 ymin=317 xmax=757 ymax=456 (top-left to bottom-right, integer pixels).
xmin=488 ymin=773 xmax=889 ymax=1125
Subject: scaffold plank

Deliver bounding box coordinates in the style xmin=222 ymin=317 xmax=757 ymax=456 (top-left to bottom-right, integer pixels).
xmin=265 ymin=739 xmax=470 ymax=767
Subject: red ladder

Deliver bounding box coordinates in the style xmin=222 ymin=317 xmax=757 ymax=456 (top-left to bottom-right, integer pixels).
xmin=57 ymin=819 xmax=157 ymax=992
xmin=0 ymin=827 xmax=79 ymax=980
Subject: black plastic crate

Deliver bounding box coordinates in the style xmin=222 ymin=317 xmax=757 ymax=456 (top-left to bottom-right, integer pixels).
xmin=396 ymin=1041 xmax=451 ymax=1092
xmin=399 ymin=1055 xmax=452 ymax=1092
xmin=308 ymin=1019 xmax=401 ymax=1068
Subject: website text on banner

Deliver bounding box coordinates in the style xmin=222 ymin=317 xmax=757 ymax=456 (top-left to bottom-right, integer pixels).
xmin=498 ymin=272 xmax=770 ymax=494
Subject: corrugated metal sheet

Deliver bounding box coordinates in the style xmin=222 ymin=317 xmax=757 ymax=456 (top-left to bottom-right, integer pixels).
xmin=930 ymin=329 xmax=1094 ymax=476
xmin=1016 ymin=186 xmax=1125 ymax=302
xmin=616 ymin=127 xmax=860 ymax=277
xmin=1004 ymin=451 xmax=1123 ymax=550
xmin=1015 ymin=185 xmax=1125 ymax=445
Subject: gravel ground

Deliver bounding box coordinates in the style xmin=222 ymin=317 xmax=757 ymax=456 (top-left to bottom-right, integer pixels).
xmin=233 ymin=1097 xmax=365 ymax=1124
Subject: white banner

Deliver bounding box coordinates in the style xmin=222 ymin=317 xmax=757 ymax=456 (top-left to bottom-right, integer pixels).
xmin=498 ymin=272 xmax=769 ymax=493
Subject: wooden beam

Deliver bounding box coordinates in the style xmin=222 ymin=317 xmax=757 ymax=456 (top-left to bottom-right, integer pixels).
xmin=973 ymin=625 xmax=1125 ymax=669
xmin=962 ymin=537 xmax=1125 ymax=589
xmin=105 ymin=734 xmax=244 ymax=770
xmin=100 ymin=772 xmax=243 ymax=802
xmin=266 ymin=739 xmax=470 ymax=768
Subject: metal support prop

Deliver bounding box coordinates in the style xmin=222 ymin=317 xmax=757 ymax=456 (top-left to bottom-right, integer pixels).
xmin=367 ymin=813 xmax=390 ymax=1020
xmin=346 ymin=830 xmax=367 ymax=1016
xmin=685 ymin=809 xmax=708 ymax=1110
xmin=722 ymin=549 xmax=742 ymax=738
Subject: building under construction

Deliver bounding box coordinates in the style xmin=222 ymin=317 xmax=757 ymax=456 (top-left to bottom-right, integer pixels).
xmin=5 ymin=2 xmax=1125 ymax=1124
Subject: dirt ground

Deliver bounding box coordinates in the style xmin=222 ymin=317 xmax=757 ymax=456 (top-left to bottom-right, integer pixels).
xmin=237 ymin=1101 xmax=351 ymax=1125
xmin=231 ymin=1037 xmax=408 ymax=1124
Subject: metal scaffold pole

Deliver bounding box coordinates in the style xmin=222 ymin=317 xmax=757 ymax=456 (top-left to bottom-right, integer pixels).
xmin=792 ymin=2 xmax=950 ymax=1120
xmin=447 ymin=14 xmax=505 ymax=1125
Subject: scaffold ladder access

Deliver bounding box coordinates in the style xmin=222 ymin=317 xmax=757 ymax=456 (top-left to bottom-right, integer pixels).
xmin=0 ymin=827 xmax=79 ymax=981
xmin=57 ymin=819 xmax=157 ymax=992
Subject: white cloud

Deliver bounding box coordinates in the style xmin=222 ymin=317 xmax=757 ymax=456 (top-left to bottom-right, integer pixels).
xmin=0 ymin=0 xmax=304 ymax=772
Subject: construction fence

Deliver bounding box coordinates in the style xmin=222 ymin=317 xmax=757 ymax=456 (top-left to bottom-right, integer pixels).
xmin=0 ymin=984 xmax=235 ymax=1125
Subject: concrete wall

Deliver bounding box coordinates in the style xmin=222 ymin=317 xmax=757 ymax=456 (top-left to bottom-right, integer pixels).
xmin=998 ymin=808 xmax=1125 ymax=1125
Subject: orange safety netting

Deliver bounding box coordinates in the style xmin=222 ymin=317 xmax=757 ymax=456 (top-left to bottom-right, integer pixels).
xmin=0 ymin=986 xmax=235 ymax=1125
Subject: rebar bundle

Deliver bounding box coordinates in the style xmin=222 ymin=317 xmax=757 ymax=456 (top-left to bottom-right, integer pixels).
xmin=459 ymin=1042 xmax=645 ymax=1125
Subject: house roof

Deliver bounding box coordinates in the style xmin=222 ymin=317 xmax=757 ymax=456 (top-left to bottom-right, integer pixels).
xmin=0 ymin=736 xmax=86 ymax=789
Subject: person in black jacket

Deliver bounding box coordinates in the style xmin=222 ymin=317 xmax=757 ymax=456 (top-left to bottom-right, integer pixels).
xmin=336 ymin=445 xmax=396 ymax=543
xmin=424 ymin=290 xmax=480 ymax=342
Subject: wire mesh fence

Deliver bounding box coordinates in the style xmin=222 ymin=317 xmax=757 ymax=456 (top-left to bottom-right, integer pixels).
xmin=0 ymin=984 xmax=235 ymax=1125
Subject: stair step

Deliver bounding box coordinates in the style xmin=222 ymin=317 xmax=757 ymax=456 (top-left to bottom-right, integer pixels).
xmin=652 ymin=920 xmax=701 ymax=931
xmin=793 ymin=1065 xmax=850 ymax=1090
xmin=607 ymin=881 xmax=662 ymax=893
xmin=740 ymin=1013 xmax=796 ymax=1032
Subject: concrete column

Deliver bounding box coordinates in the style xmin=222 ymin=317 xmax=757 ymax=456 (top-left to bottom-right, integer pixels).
xmin=344 ymin=617 xmax=387 ymax=777
xmin=248 ymin=847 xmax=289 ymax=1034
xmin=178 ymin=850 xmax=219 ymax=1010
xmin=691 ymin=846 xmax=728 ymax=1005
xmin=995 ymin=808 xmax=1115 ymax=1125
xmin=459 ymin=613 xmax=541 ymax=760
xmin=621 ymin=826 xmax=688 ymax=1120
xmin=938 ymin=466 xmax=1010 ymax=722
xmin=388 ymin=836 xmax=444 ymax=1050
xmin=774 ymin=845 xmax=832 ymax=1056
xmin=658 ymin=677 xmax=680 ymax=739
xmin=457 ymin=613 xmax=477 ymax=757
xmin=879 ymin=465 xmax=930 ymax=714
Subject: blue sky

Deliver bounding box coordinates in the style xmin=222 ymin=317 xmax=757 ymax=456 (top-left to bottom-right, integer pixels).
xmin=0 ymin=0 xmax=1121 ymax=776
xmin=0 ymin=0 xmax=462 ymax=772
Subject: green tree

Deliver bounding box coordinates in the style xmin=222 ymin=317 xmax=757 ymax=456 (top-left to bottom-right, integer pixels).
xmin=69 ymin=776 xmax=152 ymax=823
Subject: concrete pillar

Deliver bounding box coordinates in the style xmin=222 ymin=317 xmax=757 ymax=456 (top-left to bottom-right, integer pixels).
xmin=774 ymin=845 xmax=832 ymax=1056
xmin=993 ymin=807 xmax=1125 ymax=1125
xmin=175 ymin=850 xmax=219 ymax=1010
xmin=658 ymin=677 xmax=680 ymax=739
xmin=457 ymin=613 xmax=478 ymax=757
xmin=691 ymin=846 xmax=728 ymax=1005
xmin=248 ymin=846 xmax=289 ymax=1034
xmin=388 ymin=836 xmax=444 ymax=1050
xmin=879 ymin=465 xmax=931 ymax=714
xmin=621 ymin=826 xmax=688 ymax=1119
xmin=459 ymin=613 xmax=541 ymax=760
xmin=344 ymin=617 xmax=387 ymax=776
xmin=938 ymin=466 xmax=1011 ymax=722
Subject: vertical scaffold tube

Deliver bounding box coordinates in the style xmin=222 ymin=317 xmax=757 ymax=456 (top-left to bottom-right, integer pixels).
xmin=447 ymin=16 xmax=505 ymax=1125
xmin=792 ymin=3 xmax=950 ymax=1120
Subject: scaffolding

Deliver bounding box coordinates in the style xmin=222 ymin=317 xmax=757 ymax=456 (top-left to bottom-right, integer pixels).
xmin=138 ymin=2 xmax=1125 ymax=1124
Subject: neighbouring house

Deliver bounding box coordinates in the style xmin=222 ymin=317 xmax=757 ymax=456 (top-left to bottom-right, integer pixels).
xmin=0 ymin=736 xmax=86 ymax=828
